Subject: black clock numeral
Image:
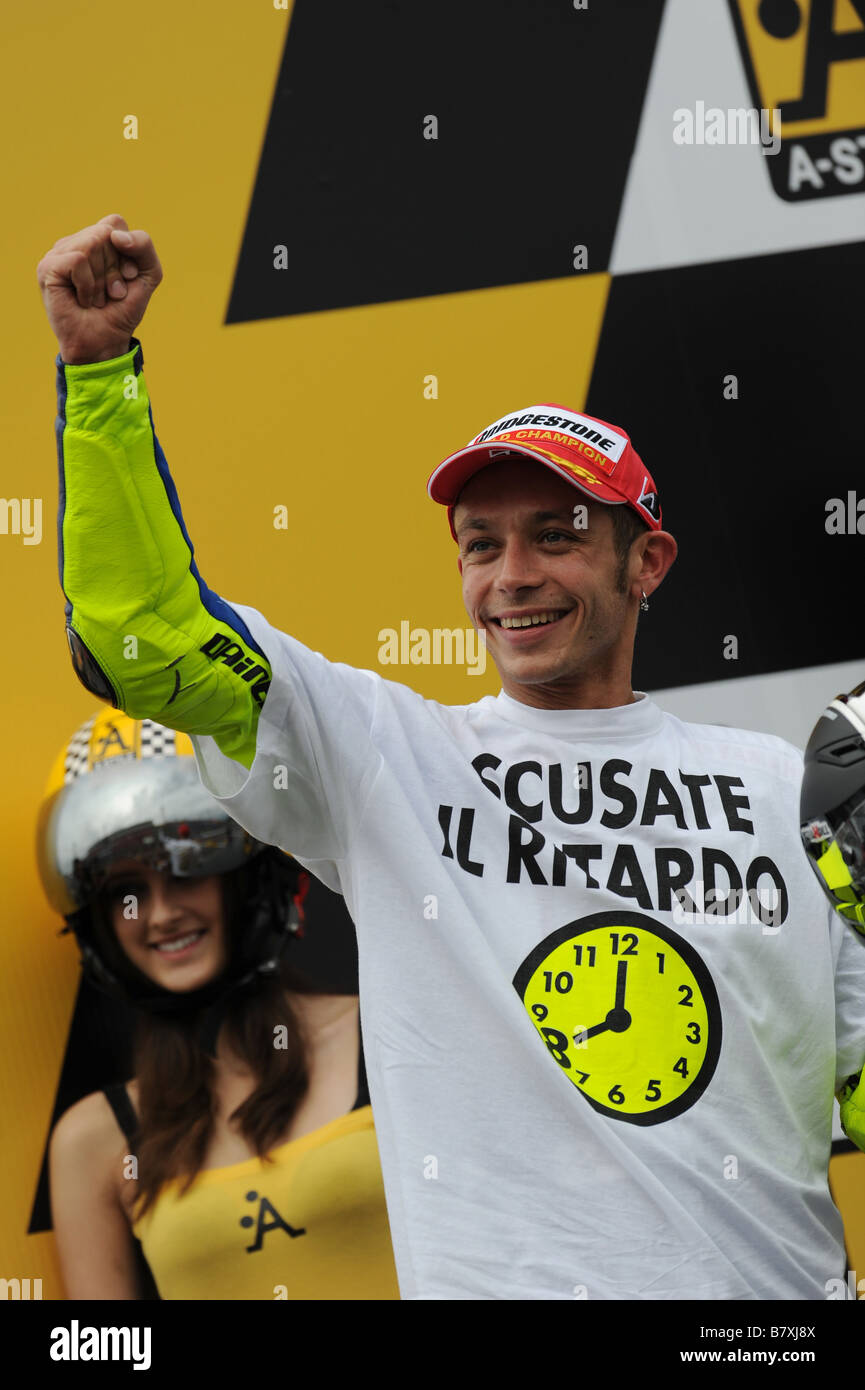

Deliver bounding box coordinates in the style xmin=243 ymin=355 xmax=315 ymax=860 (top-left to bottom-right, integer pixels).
xmin=543 ymin=970 xmax=574 ymax=994
xmin=607 ymin=1084 xmax=625 ymax=1105
xmin=678 ymin=984 xmax=694 ymax=1007
xmin=686 ymin=1021 xmax=701 ymax=1044
xmin=673 ymin=1057 xmax=689 ymax=1079
xmin=540 ymin=1027 xmax=571 ymax=1069
xmin=573 ymin=944 xmax=596 ymax=967
xmin=645 ymin=1079 xmax=662 ymax=1101
xmin=574 ymin=1070 xmax=590 ymax=1086
xmin=609 ymin=932 xmax=639 ymax=956
xmin=531 ymin=1003 xmax=548 ymax=1022
xmin=657 ymin=952 xmax=665 ymax=974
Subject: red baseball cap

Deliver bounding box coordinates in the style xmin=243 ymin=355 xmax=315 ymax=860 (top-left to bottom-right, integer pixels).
xmin=427 ymin=403 xmax=662 ymax=539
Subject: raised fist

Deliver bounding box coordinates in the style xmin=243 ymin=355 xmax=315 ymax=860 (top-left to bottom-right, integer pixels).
xmin=37 ymin=213 xmax=163 ymax=365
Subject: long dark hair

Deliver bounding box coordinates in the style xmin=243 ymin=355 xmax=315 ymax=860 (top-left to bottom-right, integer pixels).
xmin=92 ymin=858 xmax=316 ymax=1217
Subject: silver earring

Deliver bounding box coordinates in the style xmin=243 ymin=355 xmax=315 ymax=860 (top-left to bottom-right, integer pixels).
xmin=640 ymin=591 xmax=649 ymax=612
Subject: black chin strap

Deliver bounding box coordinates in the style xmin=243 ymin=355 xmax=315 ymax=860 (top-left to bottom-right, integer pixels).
xmin=194 ymin=963 xmax=277 ymax=1059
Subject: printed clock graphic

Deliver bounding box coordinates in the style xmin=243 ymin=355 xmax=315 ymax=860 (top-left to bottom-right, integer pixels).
xmin=513 ymin=911 xmax=722 ymax=1126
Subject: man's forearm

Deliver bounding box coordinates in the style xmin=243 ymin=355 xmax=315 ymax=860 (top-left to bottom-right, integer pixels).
xmin=56 ymin=337 xmax=269 ymax=770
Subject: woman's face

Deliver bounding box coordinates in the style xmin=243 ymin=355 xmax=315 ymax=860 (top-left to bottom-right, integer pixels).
xmin=100 ymin=860 xmax=230 ymax=993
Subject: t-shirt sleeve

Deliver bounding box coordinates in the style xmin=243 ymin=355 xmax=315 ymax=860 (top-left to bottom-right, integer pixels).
xmin=831 ymin=904 xmax=865 ymax=1091
xmin=191 ymin=603 xmax=383 ymax=891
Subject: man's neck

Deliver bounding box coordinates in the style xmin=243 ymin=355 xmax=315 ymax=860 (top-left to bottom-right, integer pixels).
xmin=499 ymin=676 xmax=639 ymax=711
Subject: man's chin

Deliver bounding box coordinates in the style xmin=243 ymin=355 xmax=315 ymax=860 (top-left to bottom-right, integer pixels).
xmin=491 ymin=649 xmax=574 ymax=688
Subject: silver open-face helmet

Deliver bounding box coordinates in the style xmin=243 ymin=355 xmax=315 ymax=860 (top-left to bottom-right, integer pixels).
xmin=36 ymin=709 xmax=305 ymax=1017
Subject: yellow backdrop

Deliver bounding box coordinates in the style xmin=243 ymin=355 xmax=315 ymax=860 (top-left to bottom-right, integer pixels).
xmin=2 ymin=0 xmax=861 ymax=1297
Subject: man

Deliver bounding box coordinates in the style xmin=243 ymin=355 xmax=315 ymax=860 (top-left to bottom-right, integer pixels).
xmin=38 ymin=214 xmax=865 ymax=1300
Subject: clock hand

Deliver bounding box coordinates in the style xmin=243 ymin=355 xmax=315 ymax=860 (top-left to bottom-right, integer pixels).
xmin=614 ymin=959 xmax=628 ymax=1011
xmin=572 ymin=964 xmax=633 ymax=1045
xmin=575 ymin=965 xmax=633 ymax=1044
xmin=577 ymin=1020 xmax=611 ymax=1041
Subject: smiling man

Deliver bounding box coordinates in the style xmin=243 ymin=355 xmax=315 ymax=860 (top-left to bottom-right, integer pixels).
xmin=40 ymin=216 xmax=865 ymax=1301
xmin=436 ymin=440 xmax=675 ymax=709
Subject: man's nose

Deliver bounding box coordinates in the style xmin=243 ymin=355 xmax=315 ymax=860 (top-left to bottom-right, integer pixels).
xmin=496 ymin=535 xmax=545 ymax=591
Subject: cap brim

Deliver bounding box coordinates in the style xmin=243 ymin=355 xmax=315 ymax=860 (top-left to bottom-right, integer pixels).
xmin=428 ymin=443 xmax=628 ymax=508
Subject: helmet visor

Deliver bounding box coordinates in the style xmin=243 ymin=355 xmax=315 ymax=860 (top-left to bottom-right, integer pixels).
xmin=74 ymin=818 xmax=260 ymax=906
xmin=801 ymin=791 xmax=865 ymax=929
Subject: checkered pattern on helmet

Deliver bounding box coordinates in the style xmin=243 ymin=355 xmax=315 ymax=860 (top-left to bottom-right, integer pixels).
xmin=139 ymin=721 xmax=177 ymax=758
xmin=63 ymin=715 xmax=97 ymax=784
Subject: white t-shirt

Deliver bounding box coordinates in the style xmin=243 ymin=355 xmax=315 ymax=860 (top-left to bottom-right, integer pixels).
xmin=192 ymin=604 xmax=865 ymax=1301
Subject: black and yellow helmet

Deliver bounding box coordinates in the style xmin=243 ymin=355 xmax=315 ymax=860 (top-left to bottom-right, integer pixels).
xmin=35 ymin=709 xmax=306 ymax=1018
xmin=800 ymin=680 xmax=865 ymax=936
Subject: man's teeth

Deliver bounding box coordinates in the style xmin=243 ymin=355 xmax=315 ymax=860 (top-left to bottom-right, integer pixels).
xmin=499 ymin=611 xmax=563 ymax=629
xmin=154 ymin=932 xmax=203 ymax=953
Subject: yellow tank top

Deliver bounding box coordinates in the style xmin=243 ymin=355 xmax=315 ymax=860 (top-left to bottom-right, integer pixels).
xmin=129 ymin=1106 xmax=399 ymax=1300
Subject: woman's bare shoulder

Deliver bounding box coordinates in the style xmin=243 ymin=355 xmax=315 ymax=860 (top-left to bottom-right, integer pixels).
xmin=50 ymin=1087 xmax=131 ymax=1162
xmin=49 ymin=1088 xmax=142 ymax=1298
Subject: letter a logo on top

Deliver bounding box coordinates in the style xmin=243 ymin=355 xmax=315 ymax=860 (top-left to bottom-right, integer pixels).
xmin=637 ymin=475 xmax=659 ymax=520
xmin=727 ymin=0 xmax=865 ymax=202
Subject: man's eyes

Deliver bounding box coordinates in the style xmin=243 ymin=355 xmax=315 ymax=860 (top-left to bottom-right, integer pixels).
xmin=466 ymin=530 xmax=572 ymax=552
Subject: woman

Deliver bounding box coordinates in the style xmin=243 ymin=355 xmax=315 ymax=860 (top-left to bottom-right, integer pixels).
xmin=39 ymin=708 xmax=399 ymax=1300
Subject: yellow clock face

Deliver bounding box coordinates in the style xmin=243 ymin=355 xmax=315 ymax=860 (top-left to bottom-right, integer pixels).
xmin=513 ymin=911 xmax=722 ymax=1125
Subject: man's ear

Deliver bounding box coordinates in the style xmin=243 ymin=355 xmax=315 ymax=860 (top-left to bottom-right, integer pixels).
xmin=638 ymin=530 xmax=677 ymax=599
xmin=457 ymin=554 xmax=463 ymax=577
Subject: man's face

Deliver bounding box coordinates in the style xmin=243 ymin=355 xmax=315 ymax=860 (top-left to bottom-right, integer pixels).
xmin=453 ymin=456 xmax=640 ymax=704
